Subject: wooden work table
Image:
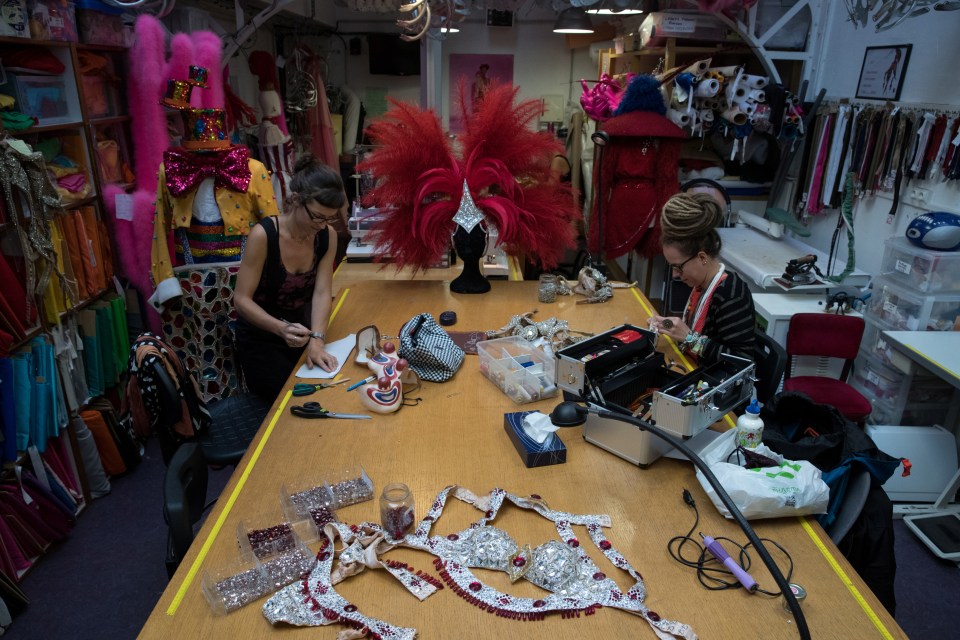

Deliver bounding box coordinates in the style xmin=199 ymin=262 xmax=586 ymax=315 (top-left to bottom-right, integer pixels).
xmin=139 ymin=279 xmax=906 ymax=640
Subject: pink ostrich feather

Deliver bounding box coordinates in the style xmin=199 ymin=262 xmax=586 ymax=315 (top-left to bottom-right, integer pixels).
xmin=359 ymin=84 xmax=579 ymax=271
xmin=191 ymin=31 xmax=224 ymax=108
xmin=128 ymin=15 xmax=169 ymax=191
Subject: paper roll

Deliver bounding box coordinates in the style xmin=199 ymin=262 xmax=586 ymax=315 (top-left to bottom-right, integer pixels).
xmin=721 ymin=107 xmax=748 ymax=125
xmin=735 ymin=100 xmax=757 ymax=116
xmin=684 ymin=58 xmax=711 ymax=78
xmin=667 ymin=109 xmax=692 ymax=127
xmin=694 ymin=78 xmax=720 ymax=98
xmin=748 ymin=89 xmax=766 ymax=103
xmin=708 ymin=65 xmax=740 ymax=77
xmin=726 ymin=83 xmax=747 ymax=103
xmin=742 ymin=74 xmax=768 ymax=90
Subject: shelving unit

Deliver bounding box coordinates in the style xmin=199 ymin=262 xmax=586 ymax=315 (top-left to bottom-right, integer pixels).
xmin=1 ymin=33 xmax=132 ymax=586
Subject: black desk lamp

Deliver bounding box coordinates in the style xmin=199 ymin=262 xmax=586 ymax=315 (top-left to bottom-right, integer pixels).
xmin=549 ymin=401 xmax=810 ymax=640
xmin=590 ymin=130 xmax=610 ymax=276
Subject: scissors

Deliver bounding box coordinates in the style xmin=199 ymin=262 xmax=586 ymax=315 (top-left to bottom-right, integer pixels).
xmin=290 ymin=402 xmax=371 ymax=420
xmin=292 ymin=379 xmax=351 ymax=397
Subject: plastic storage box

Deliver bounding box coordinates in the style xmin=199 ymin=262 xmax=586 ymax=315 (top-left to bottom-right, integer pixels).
xmin=2 ymin=74 xmax=72 ymax=122
xmin=880 ymin=236 xmax=960 ymax=293
xmin=866 ymin=275 xmax=960 ymax=331
xmin=477 ymin=336 xmax=557 ymax=404
xmin=639 ymin=12 xmax=729 ymax=47
xmin=852 ymin=349 xmax=954 ymax=426
xmin=27 ymin=0 xmax=78 ymax=41
xmin=75 ymin=0 xmax=124 ymax=45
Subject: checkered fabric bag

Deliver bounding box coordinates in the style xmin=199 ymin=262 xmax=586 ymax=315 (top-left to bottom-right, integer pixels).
xmin=398 ymin=313 xmax=465 ymax=383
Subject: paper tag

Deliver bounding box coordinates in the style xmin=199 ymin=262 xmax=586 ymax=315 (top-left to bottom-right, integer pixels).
xmin=882 ymin=300 xmax=896 ymax=314
xmin=28 ymin=446 xmax=52 ymax=493
xmin=895 ymin=259 xmax=911 ymax=274
xmin=115 ymin=193 xmax=134 ymax=221
xmin=866 ymin=371 xmax=881 ymax=386
xmin=663 ymin=15 xmax=696 ymax=33
xmin=15 ymin=466 xmax=33 ymax=505
xmin=87 ymin=239 xmax=97 ymax=267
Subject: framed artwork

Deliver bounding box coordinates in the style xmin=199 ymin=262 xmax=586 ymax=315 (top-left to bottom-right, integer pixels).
xmin=856 ymin=45 xmax=911 ymax=101
xmin=448 ymin=53 xmax=513 ymax=134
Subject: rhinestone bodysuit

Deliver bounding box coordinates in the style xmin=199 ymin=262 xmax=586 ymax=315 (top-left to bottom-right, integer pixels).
xmin=263 ymin=486 xmax=697 ymax=639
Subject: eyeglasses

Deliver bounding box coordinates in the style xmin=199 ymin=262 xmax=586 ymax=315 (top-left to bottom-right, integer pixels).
xmin=304 ymin=203 xmax=340 ymax=224
xmin=668 ymin=254 xmax=698 ymax=276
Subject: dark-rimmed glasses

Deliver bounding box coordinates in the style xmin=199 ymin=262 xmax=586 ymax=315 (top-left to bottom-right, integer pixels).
xmin=304 ymin=203 xmax=340 ymax=224
xmin=668 ymin=254 xmax=698 ymax=277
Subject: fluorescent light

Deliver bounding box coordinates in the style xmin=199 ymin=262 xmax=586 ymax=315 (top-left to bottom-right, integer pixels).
xmin=441 ymin=26 xmax=460 ymax=33
xmin=553 ymin=8 xmax=594 ymax=34
xmin=587 ymin=8 xmax=644 ymax=15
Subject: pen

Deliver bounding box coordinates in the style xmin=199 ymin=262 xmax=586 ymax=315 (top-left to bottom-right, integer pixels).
xmin=700 ymin=533 xmax=758 ymax=592
xmin=347 ymin=375 xmax=376 ymax=391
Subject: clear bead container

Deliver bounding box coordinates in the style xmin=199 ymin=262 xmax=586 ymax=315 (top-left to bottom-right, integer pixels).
xmin=538 ymin=273 xmax=558 ymax=303
xmin=380 ymin=482 xmax=416 ymax=540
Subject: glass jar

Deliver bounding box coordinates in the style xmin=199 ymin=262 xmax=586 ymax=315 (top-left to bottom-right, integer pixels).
xmin=538 ymin=273 xmax=558 ymax=303
xmin=380 ymin=483 xmax=416 ymax=540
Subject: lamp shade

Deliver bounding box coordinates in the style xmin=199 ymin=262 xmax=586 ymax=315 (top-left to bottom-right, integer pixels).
xmin=553 ymin=8 xmax=594 ymax=33
xmin=586 ymin=0 xmax=645 ymax=15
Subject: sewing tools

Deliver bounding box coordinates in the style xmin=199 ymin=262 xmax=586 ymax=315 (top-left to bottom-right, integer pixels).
xmin=346 ymin=376 xmax=377 ymax=392
xmin=290 ymin=402 xmax=371 ymax=420
xmin=292 ymin=379 xmax=350 ymax=397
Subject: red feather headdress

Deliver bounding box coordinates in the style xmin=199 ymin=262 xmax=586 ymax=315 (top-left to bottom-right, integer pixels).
xmin=358 ymin=83 xmax=580 ymax=272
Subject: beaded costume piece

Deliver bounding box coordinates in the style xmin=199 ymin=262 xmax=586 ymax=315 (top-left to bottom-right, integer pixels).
xmin=263 ymin=486 xmax=696 ymax=640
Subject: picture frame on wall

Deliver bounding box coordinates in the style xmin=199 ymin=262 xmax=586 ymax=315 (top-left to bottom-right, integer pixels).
xmin=448 ymin=53 xmax=513 ymax=134
xmin=856 ymin=45 xmax=911 ymax=101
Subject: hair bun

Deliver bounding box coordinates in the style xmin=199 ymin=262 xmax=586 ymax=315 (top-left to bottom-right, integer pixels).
xmin=293 ymin=153 xmax=320 ymax=174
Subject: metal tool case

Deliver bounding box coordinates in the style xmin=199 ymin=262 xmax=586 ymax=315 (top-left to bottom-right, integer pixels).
xmin=556 ymin=325 xmax=755 ymax=466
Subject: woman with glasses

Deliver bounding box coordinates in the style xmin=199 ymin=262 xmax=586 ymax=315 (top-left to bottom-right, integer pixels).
xmin=234 ymin=154 xmax=345 ymax=400
xmin=650 ymin=192 xmax=755 ymax=364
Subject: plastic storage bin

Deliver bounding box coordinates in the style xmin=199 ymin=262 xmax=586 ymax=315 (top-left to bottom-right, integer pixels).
xmin=75 ymin=0 xmax=123 ymax=45
xmin=880 ymin=236 xmax=960 ymax=293
xmin=867 ymin=275 xmax=960 ymax=331
xmin=477 ymin=336 xmax=557 ymax=404
xmin=27 ymin=0 xmax=78 ymax=41
xmin=2 ymin=74 xmax=71 ymax=122
xmin=852 ymin=349 xmax=954 ymax=426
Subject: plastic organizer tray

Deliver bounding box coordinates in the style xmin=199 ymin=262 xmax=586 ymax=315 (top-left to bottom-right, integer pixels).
xmin=281 ymin=466 xmax=373 ymax=532
xmin=477 ymin=336 xmax=557 ymax=404
xmin=880 ymin=236 xmax=960 ymax=293
xmin=201 ymin=540 xmax=314 ymax=615
xmin=867 ymin=275 xmax=960 ymax=331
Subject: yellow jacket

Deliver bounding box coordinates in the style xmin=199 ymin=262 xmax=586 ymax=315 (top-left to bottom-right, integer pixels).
xmin=149 ymin=157 xmax=279 ymax=309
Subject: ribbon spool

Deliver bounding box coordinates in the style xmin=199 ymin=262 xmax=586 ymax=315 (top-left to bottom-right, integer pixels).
xmin=742 ymin=74 xmax=768 ymax=90
xmin=748 ymin=89 xmax=766 ymax=103
xmin=694 ymin=78 xmax=720 ymax=98
xmin=699 ymin=108 xmax=715 ymax=123
xmin=721 ymin=107 xmax=748 ymax=126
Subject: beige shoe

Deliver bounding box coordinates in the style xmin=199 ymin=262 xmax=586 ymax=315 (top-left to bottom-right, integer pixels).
xmin=354 ymin=325 xmax=381 ymax=365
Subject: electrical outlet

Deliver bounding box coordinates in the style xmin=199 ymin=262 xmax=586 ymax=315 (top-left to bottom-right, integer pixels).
xmin=904 ymin=187 xmax=932 ymax=206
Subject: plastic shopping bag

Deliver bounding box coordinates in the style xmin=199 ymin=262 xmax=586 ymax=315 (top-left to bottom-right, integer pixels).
xmin=694 ymin=429 xmax=830 ymax=520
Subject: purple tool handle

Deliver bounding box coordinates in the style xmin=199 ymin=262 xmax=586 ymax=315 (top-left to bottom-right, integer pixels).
xmin=702 ymin=534 xmax=758 ymax=592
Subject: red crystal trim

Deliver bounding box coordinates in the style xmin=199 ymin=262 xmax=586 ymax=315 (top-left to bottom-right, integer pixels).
xmin=382 ymin=559 xmax=444 ymax=590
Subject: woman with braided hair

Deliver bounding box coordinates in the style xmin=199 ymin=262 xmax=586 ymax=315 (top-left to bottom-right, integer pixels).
xmin=651 ymin=192 xmax=755 ymax=364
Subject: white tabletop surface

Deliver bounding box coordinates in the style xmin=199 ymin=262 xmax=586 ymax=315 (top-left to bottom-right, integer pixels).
xmin=882 ymin=331 xmax=960 ymax=389
xmin=718 ymin=227 xmax=871 ymax=289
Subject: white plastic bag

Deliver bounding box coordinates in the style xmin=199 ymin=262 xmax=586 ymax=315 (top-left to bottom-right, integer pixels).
xmin=694 ymin=429 xmax=830 ymax=520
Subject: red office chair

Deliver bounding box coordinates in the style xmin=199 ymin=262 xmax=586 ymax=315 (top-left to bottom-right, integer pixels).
xmin=783 ymin=313 xmax=872 ymax=424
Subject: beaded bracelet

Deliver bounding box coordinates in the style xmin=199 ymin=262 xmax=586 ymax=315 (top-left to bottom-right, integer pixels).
xmin=690 ymin=334 xmax=709 ymax=356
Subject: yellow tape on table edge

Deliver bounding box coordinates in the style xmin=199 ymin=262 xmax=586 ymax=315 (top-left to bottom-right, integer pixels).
xmin=166 ymin=288 xmax=352 ymax=615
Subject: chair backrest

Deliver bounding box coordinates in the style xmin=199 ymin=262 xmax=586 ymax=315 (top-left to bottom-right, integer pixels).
xmin=753 ymin=330 xmax=787 ymax=404
xmin=785 ymin=313 xmax=865 ymax=382
xmin=163 ymin=442 xmax=208 ymax=578
xmin=147 ymin=359 xmax=186 ymax=465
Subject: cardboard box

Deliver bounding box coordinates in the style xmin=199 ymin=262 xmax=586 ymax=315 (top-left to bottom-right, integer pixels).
xmin=504 ymin=411 xmax=566 ymax=468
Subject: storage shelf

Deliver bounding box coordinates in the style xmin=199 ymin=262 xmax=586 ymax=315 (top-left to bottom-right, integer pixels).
xmin=89 ymin=115 xmax=131 ymax=126
xmin=0 ymin=35 xmax=71 ymax=48
xmin=22 ymin=121 xmax=86 ymax=134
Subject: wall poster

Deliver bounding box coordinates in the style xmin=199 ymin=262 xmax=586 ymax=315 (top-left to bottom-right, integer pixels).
xmin=448 ymin=53 xmax=513 ymax=134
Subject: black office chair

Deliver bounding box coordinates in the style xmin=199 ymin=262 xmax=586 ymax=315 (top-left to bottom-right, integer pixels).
xmin=753 ymin=330 xmax=787 ymax=404
xmin=164 ymin=442 xmax=208 ymax=578
xmin=147 ymin=359 xmax=269 ymax=468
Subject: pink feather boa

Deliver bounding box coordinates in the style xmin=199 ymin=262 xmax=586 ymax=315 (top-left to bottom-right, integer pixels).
xmin=191 ymin=31 xmax=223 ymax=108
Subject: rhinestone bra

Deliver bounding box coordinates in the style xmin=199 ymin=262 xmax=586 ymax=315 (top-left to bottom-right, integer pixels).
xmin=263 ymin=486 xmax=696 ymax=640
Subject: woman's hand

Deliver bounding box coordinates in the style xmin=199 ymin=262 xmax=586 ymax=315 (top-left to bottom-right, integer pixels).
xmin=651 ymin=315 xmax=691 ymax=342
xmin=306 ymin=339 xmax=338 ymax=372
xmin=281 ymin=322 xmax=311 ymax=348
